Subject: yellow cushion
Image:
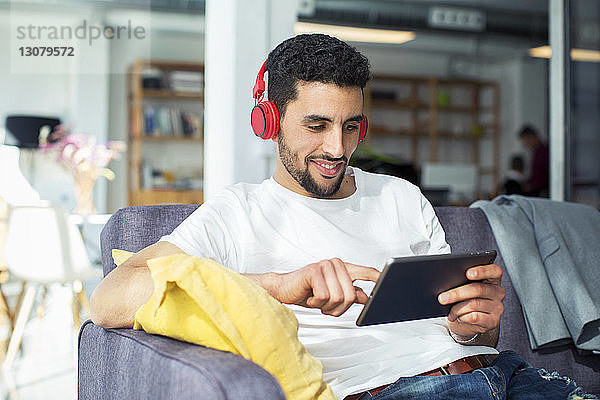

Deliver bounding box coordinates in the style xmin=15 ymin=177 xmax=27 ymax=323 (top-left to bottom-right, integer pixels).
xmin=112 ymin=249 xmax=134 ymax=267
xmin=112 ymin=250 xmax=335 ymax=400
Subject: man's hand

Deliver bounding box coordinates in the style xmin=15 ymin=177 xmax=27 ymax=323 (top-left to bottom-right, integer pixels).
xmin=437 ymin=263 xmax=505 ymax=340
xmin=247 ymin=258 xmax=380 ymax=317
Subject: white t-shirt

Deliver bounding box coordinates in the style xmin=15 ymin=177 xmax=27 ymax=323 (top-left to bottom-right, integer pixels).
xmin=161 ymin=167 xmax=497 ymax=399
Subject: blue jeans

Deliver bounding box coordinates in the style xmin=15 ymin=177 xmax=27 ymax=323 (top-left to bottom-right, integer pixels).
xmin=356 ymin=351 xmax=598 ymax=400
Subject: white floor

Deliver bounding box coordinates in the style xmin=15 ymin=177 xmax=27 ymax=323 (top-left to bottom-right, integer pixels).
xmin=0 ymin=276 xmax=101 ymax=400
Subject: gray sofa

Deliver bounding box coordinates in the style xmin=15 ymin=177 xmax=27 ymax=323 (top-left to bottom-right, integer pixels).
xmin=79 ymin=205 xmax=600 ymax=399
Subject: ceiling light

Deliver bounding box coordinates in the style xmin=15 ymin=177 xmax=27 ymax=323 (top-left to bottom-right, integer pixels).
xmin=529 ymin=45 xmax=553 ymax=59
xmin=571 ymin=48 xmax=600 ymax=62
xmin=529 ymin=45 xmax=600 ymax=62
xmin=294 ymin=22 xmax=416 ymax=45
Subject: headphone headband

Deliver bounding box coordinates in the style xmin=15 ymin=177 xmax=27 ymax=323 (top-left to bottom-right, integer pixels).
xmin=252 ymin=60 xmax=267 ymax=103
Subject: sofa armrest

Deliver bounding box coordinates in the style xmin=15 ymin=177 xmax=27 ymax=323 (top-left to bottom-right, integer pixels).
xmin=78 ymin=320 xmax=286 ymax=400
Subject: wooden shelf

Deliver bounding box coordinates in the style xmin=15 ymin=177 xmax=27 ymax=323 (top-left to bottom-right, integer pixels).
xmin=369 ymin=99 xmax=493 ymax=114
xmin=370 ymin=74 xmax=431 ymax=83
xmin=438 ymin=105 xmax=492 ymax=113
xmin=370 ymin=99 xmax=429 ymax=110
xmin=437 ymin=131 xmax=480 ymax=140
xmin=365 ymin=75 xmax=500 ymax=200
xmin=129 ymin=190 xmax=204 ymax=206
xmin=369 ymin=126 xmax=484 ymax=140
xmin=142 ymin=89 xmax=203 ymax=100
xmin=372 ymin=74 xmax=496 ymax=87
xmin=369 ymin=126 xmax=420 ymax=136
xmin=480 ymin=167 xmax=498 ymax=175
xmin=141 ymin=60 xmax=203 ymax=71
xmin=140 ymin=136 xmax=203 ymax=143
xmin=127 ymin=59 xmax=204 ymax=206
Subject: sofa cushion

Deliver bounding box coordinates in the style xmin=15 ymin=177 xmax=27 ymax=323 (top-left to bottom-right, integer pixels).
xmin=78 ymin=321 xmax=286 ymax=400
xmin=101 ymin=205 xmax=199 ymax=276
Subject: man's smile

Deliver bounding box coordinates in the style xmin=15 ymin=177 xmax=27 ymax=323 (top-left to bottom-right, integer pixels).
xmin=310 ymin=159 xmax=345 ymax=178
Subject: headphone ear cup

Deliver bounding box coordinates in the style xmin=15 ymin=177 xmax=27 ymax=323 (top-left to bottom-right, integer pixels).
xmin=262 ymin=101 xmax=280 ymax=140
xmin=358 ymin=114 xmax=368 ymax=144
xmin=251 ymin=101 xmax=280 ymax=140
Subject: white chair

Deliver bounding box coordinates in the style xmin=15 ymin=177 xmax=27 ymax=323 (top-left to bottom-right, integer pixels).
xmin=0 ymin=198 xmax=14 ymax=334
xmin=0 ymin=145 xmax=41 ymax=206
xmin=0 ymin=145 xmax=42 ymax=366
xmin=2 ymin=203 xmax=99 ymax=369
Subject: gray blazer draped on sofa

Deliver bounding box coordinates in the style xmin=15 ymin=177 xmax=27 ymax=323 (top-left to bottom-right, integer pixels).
xmin=473 ymin=195 xmax=600 ymax=353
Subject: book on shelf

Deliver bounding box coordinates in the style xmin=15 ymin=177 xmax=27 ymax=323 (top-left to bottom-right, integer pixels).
xmin=168 ymin=70 xmax=203 ymax=94
xmin=143 ymin=105 xmax=203 ymax=138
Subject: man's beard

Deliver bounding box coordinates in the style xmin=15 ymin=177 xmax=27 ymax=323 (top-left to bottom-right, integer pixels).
xmin=278 ymin=132 xmax=347 ymax=198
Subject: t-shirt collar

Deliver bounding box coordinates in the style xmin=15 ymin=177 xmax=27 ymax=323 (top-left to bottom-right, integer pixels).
xmin=268 ymin=166 xmax=361 ymax=205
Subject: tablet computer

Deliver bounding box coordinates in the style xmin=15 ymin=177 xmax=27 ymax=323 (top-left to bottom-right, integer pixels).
xmin=356 ymin=251 xmax=497 ymax=326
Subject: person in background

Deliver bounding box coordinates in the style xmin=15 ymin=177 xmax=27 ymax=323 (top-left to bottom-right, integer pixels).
xmin=501 ymin=155 xmax=526 ymax=195
xmin=518 ymin=125 xmax=549 ymax=197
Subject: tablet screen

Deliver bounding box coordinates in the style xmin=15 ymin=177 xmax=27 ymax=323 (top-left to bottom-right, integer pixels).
xmin=356 ymin=251 xmax=497 ymax=326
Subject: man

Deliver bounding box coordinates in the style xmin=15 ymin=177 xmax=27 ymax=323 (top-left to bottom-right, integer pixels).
xmin=518 ymin=125 xmax=549 ymax=197
xmin=91 ymin=35 xmax=594 ymax=400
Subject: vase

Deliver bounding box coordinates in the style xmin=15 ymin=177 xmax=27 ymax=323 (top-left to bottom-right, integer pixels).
xmin=73 ymin=172 xmax=97 ymax=215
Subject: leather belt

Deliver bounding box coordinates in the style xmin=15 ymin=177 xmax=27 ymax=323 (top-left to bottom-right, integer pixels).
xmin=344 ymin=354 xmax=497 ymax=400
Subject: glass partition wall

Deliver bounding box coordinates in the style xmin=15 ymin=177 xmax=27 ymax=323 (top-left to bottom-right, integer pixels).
xmin=569 ymin=0 xmax=600 ymax=207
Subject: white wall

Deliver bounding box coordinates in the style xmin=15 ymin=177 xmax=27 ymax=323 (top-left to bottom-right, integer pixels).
xmin=0 ymin=3 xmax=109 ymax=212
xmin=202 ymin=0 xmax=297 ymax=200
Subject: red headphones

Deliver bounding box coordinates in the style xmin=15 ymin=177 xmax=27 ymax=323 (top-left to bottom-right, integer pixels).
xmin=250 ymin=59 xmax=368 ymax=143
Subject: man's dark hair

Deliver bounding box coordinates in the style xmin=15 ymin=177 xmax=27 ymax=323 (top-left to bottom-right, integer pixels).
xmin=518 ymin=125 xmax=539 ymax=139
xmin=265 ymin=34 xmax=371 ymax=118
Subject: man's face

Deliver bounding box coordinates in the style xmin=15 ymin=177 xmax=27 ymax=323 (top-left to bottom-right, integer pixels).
xmin=520 ymin=135 xmax=538 ymax=150
xmin=274 ymin=81 xmax=364 ymax=198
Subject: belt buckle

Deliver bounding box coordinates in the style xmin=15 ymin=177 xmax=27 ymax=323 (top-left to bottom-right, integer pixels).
xmin=439 ymin=364 xmax=451 ymax=375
